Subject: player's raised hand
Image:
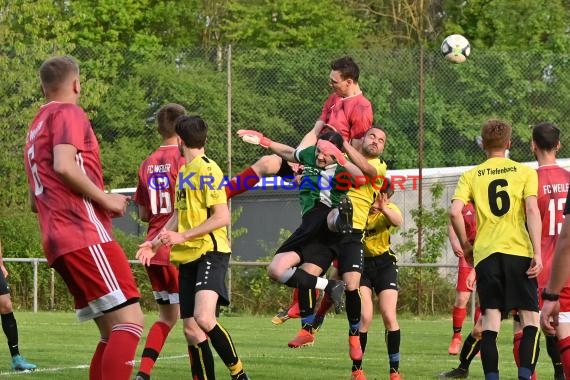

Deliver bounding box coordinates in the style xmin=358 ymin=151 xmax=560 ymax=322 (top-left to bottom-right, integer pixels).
xmin=136 ymin=241 xmax=156 ymax=266
xmin=237 ymin=130 xmax=273 ymax=148
xmin=317 ymin=139 xmax=346 ymax=165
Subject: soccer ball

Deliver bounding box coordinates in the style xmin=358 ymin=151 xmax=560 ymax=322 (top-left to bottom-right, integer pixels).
xmin=441 ymin=34 xmax=470 ymax=64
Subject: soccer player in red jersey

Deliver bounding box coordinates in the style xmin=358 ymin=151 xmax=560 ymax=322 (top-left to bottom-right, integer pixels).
xmin=447 ymin=202 xmax=478 ymax=355
xmin=133 ymin=104 xmax=186 ymax=380
xmin=225 ymin=56 xmax=373 ymax=199
xmin=530 ymin=122 xmax=569 ymax=380
xmin=24 ymin=56 xmax=143 ymax=380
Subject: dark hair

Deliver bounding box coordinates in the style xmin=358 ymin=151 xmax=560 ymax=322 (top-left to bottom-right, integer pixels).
xmin=481 ymin=119 xmax=511 ymax=151
xmin=318 ymin=131 xmax=344 ymax=150
xmin=157 ymin=103 xmax=186 ymax=138
xmin=532 ymin=122 xmax=560 ymax=151
xmin=39 ymin=56 xmax=79 ymax=94
xmin=330 ymin=56 xmax=360 ymax=83
xmin=380 ymin=179 xmax=394 ymax=198
xmin=175 ymin=115 xmax=207 ymax=149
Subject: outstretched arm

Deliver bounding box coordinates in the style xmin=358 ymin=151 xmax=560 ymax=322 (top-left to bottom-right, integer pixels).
xmin=237 ymin=129 xmax=299 ymax=163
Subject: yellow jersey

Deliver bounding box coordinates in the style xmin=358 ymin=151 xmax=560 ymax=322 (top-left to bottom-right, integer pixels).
xmin=348 ymin=157 xmax=387 ymax=230
xmin=171 ymin=154 xmax=230 ymax=265
xmin=452 ymin=157 xmax=538 ymax=267
xmin=363 ymin=202 xmax=401 ymax=257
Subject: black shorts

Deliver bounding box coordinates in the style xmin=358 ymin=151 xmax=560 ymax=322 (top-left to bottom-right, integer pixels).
xmin=300 ymin=241 xmax=336 ymax=273
xmin=276 ymin=158 xmax=295 ymax=180
xmin=475 ymin=253 xmax=538 ymax=314
xmin=329 ymin=232 xmax=364 ymax=275
xmin=276 ymin=203 xmax=331 ymax=255
xmin=360 ymin=253 xmax=399 ymax=293
xmin=0 ymin=269 xmax=9 ymax=296
xmin=178 ymin=251 xmax=230 ymax=319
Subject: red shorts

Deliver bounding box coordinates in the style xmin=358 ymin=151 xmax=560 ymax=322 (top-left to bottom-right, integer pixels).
xmin=52 ymin=241 xmax=140 ymax=322
xmin=145 ymin=264 xmax=180 ymax=305
xmin=456 ymin=266 xmax=474 ymax=292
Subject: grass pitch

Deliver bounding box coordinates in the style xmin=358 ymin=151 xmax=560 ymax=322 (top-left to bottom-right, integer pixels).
xmin=0 ymin=312 xmax=556 ymax=379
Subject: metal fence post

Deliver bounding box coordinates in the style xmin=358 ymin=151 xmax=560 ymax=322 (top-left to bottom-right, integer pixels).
xmin=33 ymin=259 xmax=38 ymax=313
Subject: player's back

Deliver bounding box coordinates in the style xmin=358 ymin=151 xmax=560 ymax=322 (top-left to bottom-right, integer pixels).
xmin=135 ymin=145 xmax=184 ymax=238
xmin=24 ymin=102 xmax=111 ymax=263
xmin=536 ymin=165 xmax=570 ymax=288
xmin=457 ymin=157 xmax=538 ymax=266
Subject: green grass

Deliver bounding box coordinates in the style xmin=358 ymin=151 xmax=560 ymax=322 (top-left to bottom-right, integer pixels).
xmin=0 ymin=312 xmax=556 ymax=379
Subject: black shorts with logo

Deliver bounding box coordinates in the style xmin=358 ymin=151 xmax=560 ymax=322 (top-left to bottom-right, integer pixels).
xmin=475 ymin=252 xmax=538 ymax=314
xmin=360 ymin=253 xmax=399 ymax=293
xmin=178 ymin=251 xmax=230 ymax=319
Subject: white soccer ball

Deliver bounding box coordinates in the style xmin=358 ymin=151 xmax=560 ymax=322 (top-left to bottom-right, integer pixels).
xmin=441 ymin=34 xmax=471 ymax=64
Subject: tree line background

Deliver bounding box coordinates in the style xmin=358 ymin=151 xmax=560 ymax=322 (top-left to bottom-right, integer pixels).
xmin=1 ymin=0 xmax=570 ymax=312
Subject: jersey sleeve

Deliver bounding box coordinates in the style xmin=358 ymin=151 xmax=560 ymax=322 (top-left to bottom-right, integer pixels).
xmin=133 ymin=163 xmax=149 ymax=208
xmin=295 ymin=146 xmax=315 ymax=166
xmin=523 ymin=168 xmax=539 ymax=199
xmin=50 ymin=105 xmax=93 ymax=151
xmin=452 ymin=171 xmax=472 ymax=205
xmin=564 ymin=188 xmax=570 ymax=215
xmin=386 ymin=203 xmax=402 ymax=226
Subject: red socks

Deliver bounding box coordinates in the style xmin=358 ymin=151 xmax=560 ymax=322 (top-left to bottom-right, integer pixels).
xmin=225 ymin=167 xmax=260 ymax=199
xmin=452 ymin=307 xmax=467 ymax=333
xmin=100 ymin=323 xmax=143 ymax=380
xmin=559 ymin=336 xmax=570 ymax=379
xmin=138 ymin=321 xmax=172 ymax=377
xmin=89 ymin=339 xmax=107 ymax=380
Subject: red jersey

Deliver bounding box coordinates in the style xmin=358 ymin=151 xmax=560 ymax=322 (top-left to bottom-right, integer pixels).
xmin=536 ymin=165 xmax=570 ymax=288
xmin=319 ymin=92 xmax=373 ymax=141
xmin=458 ymin=202 xmax=477 ymax=268
xmin=134 ymin=145 xmax=184 ymax=265
xmin=24 ymin=102 xmax=112 ymax=265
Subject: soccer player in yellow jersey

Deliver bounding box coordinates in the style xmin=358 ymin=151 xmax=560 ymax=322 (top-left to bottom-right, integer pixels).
xmin=137 ymin=115 xmax=250 ymax=380
xmin=450 ymin=119 xmax=543 ymax=380
xmin=356 ymin=182 xmax=402 ymax=380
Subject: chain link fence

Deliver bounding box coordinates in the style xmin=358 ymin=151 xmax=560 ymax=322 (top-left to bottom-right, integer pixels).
xmin=2 ymin=47 xmax=569 ymax=313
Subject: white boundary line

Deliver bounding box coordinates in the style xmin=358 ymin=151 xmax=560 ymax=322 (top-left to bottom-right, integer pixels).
xmin=0 ymin=355 xmax=188 ymax=376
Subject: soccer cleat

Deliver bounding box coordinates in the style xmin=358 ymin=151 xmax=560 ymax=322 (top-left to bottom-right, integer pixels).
xmin=348 ymin=335 xmax=363 ymax=361
xmin=312 ymin=315 xmax=325 ymax=333
xmin=271 ymin=309 xmax=291 ymax=325
xmin=326 ymin=280 xmax=346 ymax=314
xmin=448 ymin=334 xmax=462 ymax=355
xmin=335 ymin=195 xmax=353 ymax=234
xmin=351 ymin=369 xmax=367 ymax=380
xmin=11 ymin=355 xmax=36 ymax=371
xmin=288 ymin=329 xmax=315 ymax=348
xmin=439 ymin=367 xmax=469 ymax=379
xmin=134 ymin=376 xmax=148 ymax=380
xmin=389 ymin=373 xmax=402 ymax=380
